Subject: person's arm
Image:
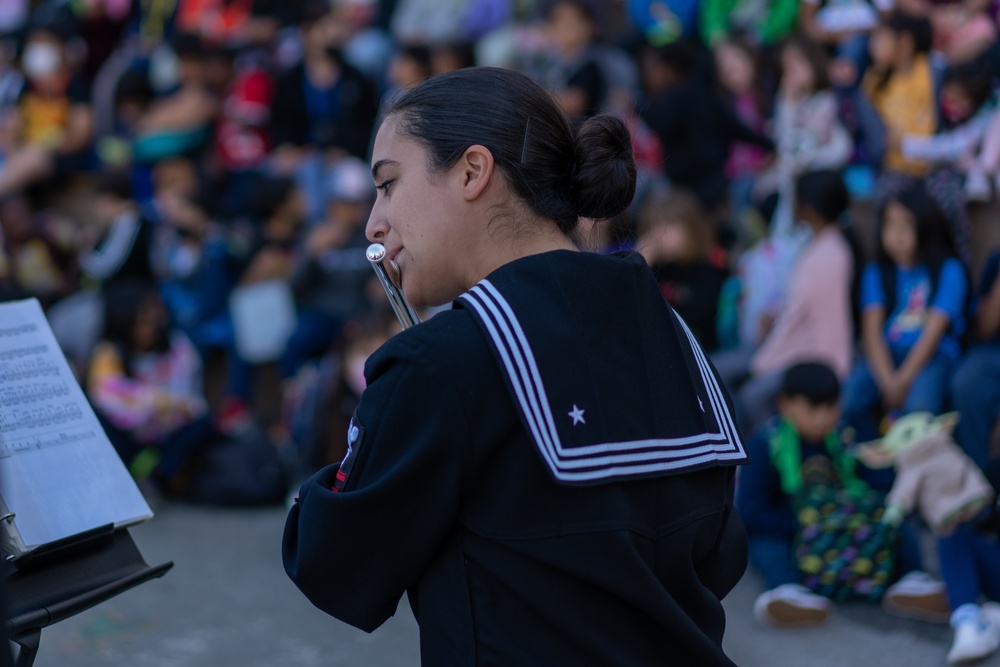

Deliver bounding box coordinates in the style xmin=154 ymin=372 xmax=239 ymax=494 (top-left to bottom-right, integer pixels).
xmin=859 ymin=265 xmax=897 ymax=389
xmin=283 ymin=334 xmax=466 ymax=631
xmin=735 ymin=430 xmax=796 ymax=538
xmin=136 ymin=87 xmax=219 ymax=133
xmin=59 ymin=103 xmax=92 ymax=154
xmin=721 ymin=101 xmax=776 ymax=151
xmin=894 ymin=260 xmax=967 ymax=387
xmin=900 ymin=111 xmax=991 ymax=163
xmin=977 ymin=256 xmax=1000 ymax=339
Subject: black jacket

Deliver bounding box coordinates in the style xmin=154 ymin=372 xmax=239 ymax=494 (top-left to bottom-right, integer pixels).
xmin=642 ymin=80 xmax=774 ymax=207
xmin=283 ymin=251 xmax=749 ymax=666
xmin=269 ymin=61 xmax=377 ymax=159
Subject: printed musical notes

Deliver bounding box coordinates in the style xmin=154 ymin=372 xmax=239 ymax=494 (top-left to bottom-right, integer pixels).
xmin=0 ymin=299 xmax=151 ymax=558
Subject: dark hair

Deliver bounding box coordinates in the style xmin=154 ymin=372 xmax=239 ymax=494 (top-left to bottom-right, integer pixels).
xmin=95 ymin=170 xmax=133 ymax=201
xmin=396 ymin=43 xmax=433 ymax=76
xmin=795 ymin=170 xmax=848 ymax=224
xmin=883 ymin=12 xmax=933 ymax=54
xmin=102 ymin=280 xmax=167 ymax=369
xmin=114 ymin=68 xmax=154 ymax=108
xmin=780 ymin=35 xmax=830 ymax=92
xmin=943 ymin=61 xmax=994 ymax=118
xmin=431 ymin=42 xmax=477 ymax=73
xmin=383 ymin=67 xmax=636 ymax=233
xmin=172 ymin=32 xmax=205 ymax=60
xmin=247 ymin=175 xmax=296 ymax=222
xmin=543 ymin=0 xmax=603 ymax=25
xmin=876 ymin=184 xmax=969 ymax=318
xmin=781 ymin=362 xmax=840 ymax=405
xmin=877 ymin=184 xmax=956 ymax=269
xmin=647 ymin=38 xmax=701 ymax=78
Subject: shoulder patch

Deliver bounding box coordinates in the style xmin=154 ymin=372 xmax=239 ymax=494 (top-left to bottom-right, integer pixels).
xmin=332 ymin=413 xmax=366 ymax=493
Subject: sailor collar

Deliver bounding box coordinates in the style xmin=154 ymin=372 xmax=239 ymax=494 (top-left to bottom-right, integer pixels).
xmin=457 ymin=251 xmax=748 ymax=486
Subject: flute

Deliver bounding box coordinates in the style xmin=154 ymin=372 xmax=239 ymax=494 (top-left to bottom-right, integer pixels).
xmin=367 ymin=243 xmax=421 ymax=329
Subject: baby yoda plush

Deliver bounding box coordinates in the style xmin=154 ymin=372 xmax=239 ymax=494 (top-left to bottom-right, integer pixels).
xmin=855 ymin=412 xmax=994 ymax=536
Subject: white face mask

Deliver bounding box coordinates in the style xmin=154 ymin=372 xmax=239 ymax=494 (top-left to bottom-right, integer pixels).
xmin=22 ymin=42 xmax=61 ymax=79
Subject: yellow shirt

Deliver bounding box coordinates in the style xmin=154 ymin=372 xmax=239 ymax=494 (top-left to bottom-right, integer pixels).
xmin=864 ymin=55 xmax=937 ymax=177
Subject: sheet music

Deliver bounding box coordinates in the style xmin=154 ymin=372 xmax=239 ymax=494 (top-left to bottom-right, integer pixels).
xmin=0 ymin=298 xmax=152 ymax=556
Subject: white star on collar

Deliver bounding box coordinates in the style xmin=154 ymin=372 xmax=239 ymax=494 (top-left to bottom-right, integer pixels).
xmin=568 ymin=405 xmax=586 ymax=426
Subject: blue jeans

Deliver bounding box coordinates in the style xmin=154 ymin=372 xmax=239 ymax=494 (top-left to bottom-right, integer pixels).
xmin=938 ymin=523 xmax=1000 ymax=610
xmin=842 ymin=350 xmax=954 ymax=442
xmin=748 ymin=534 xmax=799 ymax=590
xmin=951 ymin=342 xmax=1000 ymax=478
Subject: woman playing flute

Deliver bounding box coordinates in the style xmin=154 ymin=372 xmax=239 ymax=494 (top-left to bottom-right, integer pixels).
xmin=283 ymin=66 xmax=750 ymax=666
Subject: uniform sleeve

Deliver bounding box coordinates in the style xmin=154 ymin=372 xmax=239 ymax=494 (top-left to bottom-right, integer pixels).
xmin=282 ymin=336 xmax=467 ymax=632
xmin=860 ymin=263 xmax=886 ymax=311
xmin=931 ymin=259 xmax=968 ymax=322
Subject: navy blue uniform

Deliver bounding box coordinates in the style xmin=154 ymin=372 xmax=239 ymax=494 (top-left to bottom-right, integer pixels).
xmin=283 ymin=250 xmax=749 ymax=666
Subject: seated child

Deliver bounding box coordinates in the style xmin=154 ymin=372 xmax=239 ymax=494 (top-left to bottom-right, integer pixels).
xmin=636 ymin=187 xmax=728 ymax=352
xmin=842 ymin=184 xmax=969 ymax=442
xmin=739 ymin=362 xmax=948 ymax=626
xmin=88 ymin=280 xmax=219 ymax=494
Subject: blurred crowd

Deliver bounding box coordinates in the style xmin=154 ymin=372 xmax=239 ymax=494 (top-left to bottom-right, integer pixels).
xmin=4 ymin=0 xmax=1000 ymax=654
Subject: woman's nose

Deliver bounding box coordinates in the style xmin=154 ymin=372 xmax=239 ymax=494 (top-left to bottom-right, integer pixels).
xmin=366 ymin=208 xmax=388 ymax=243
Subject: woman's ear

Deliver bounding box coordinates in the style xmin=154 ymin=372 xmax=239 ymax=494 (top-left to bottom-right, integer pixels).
xmin=458 ymin=144 xmax=495 ymax=202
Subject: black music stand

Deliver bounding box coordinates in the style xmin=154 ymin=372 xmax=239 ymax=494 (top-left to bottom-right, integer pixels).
xmin=6 ymin=523 xmax=173 ymax=667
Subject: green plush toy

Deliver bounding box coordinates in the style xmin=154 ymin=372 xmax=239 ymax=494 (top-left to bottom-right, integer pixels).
xmin=855 ymin=412 xmax=993 ymax=535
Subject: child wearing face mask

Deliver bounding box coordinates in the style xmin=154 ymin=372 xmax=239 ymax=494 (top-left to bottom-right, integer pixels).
xmin=0 ymin=25 xmax=93 ymax=197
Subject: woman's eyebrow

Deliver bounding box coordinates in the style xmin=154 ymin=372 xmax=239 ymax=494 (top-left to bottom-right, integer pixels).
xmin=371 ymin=159 xmax=400 ymax=182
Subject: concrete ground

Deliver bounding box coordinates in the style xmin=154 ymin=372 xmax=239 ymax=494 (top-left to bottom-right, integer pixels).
xmin=16 ymin=502 xmax=998 ymax=667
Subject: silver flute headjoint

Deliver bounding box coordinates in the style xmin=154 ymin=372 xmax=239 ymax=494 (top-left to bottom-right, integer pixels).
xmin=367 ymin=243 xmax=421 ymax=329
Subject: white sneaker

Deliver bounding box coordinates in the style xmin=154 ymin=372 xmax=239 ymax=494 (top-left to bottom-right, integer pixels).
xmin=966 ymin=170 xmax=991 ymax=202
xmin=754 ymin=583 xmax=833 ymax=628
xmin=882 ymin=571 xmax=951 ymax=623
xmin=948 ymin=604 xmax=1000 ymax=664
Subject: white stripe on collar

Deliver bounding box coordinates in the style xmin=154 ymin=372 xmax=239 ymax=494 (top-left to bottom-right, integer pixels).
xmin=460 ymin=280 xmax=746 ymax=483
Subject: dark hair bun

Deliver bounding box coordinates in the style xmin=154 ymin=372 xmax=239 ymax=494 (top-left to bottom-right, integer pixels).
xmin=572 ymin=114 xmax=637 ymax=220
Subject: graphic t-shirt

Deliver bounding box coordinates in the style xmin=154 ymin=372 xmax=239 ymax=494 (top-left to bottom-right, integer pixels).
xmin=860 ymin=259 xmax=967 ymax=359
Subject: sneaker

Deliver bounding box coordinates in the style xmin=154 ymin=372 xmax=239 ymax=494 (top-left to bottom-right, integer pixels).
xmin=754 ymin=584 xmax=833 ymax=628
xmin=882 ymin=571 xmax=951 ymax=623
xmin=948 ymin=604 xmax=1000 ymax=664
xmin=965 ymin=170 xmax=992 ymax=202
